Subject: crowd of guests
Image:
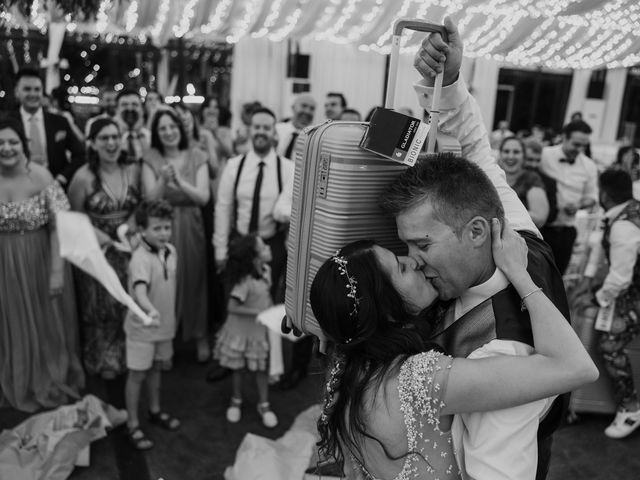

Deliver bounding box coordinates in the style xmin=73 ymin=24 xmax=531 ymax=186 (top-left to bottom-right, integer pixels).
xmin=0 ymin=65 xmax=372 ymax=450
xmin=492 ymin=116 xmax=640 ymax=439
xmin=1 ymin=53 xmax=640 ymax=464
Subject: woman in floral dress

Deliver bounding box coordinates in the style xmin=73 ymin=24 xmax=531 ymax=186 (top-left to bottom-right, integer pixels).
xmin=68 ymin=117 xmax=140 ymax=379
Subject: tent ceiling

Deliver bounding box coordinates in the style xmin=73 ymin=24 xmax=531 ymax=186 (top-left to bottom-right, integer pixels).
xmin=3 ymin=0 xmax=639 ymax=70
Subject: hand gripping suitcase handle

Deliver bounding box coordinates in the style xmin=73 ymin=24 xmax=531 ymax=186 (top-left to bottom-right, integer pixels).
xmin=385 ymin=19 xmax=448 ymax=153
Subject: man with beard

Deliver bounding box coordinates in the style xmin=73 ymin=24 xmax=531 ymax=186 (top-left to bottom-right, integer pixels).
xmin=214 ymin=107 xmax=294 ymax=298
xmin=275 ymin=94 xmax=316 ymax=158
xmin=11 ymin=67 xmax=85 ymax=188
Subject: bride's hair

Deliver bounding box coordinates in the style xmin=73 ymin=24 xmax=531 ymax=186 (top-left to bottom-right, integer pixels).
xmin=310 ymin=240 xmax=441 ymax=467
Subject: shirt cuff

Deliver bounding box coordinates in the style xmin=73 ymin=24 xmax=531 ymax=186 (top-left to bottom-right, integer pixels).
xmin=413 ymin=75 xmax=468 ymax=111
xmin=583 ymin=264 xmax=598 ymax=278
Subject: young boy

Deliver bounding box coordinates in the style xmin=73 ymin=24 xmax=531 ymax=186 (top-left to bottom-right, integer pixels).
xmin=124 ymin=199 xmax=180 ymax=450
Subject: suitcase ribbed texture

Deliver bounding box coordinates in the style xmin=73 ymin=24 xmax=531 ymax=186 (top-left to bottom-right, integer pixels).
xmin=285 ymin=121 xmax=408 ymax=338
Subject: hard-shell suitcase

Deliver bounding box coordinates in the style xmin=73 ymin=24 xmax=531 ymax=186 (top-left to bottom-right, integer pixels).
xmin=284 ymin=19 xmax=459 ymax=338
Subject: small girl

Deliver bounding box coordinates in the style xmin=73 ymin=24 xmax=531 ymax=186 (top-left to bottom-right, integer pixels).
xmin=213 ymin=233 xmax=278 ymax=428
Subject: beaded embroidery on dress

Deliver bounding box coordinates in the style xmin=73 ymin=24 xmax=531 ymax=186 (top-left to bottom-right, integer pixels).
xmin=351 ymin=350 xmax=461 ymax=480
xmin=0 ymin=182 xmax=69 ymax=233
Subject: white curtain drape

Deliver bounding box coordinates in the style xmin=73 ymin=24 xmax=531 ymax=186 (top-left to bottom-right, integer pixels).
xmin=601 ymin=68 xmax=627 ymax=144
xmin=230 ymin=37 xmax=288 ymax=129
xmin=230 ymin=37 xmax=427 ymax=128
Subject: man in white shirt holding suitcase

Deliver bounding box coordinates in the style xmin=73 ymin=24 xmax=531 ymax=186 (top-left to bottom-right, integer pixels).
xmin=382 ymin=18 xmax=569 ymax=480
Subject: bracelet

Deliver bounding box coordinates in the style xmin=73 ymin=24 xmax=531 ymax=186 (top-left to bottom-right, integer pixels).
xmin=520 ymin=287 xmax=543 ymax=312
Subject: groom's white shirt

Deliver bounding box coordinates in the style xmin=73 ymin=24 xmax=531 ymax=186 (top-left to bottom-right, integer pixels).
xmin=414 ymin=77 xmax=553 ymax=480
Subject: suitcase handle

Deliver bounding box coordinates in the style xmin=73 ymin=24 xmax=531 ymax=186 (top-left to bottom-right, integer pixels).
xmin=385 ymin=19 xmax=448 ymax=153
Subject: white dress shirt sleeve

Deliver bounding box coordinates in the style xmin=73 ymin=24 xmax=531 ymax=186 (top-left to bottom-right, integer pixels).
xmin=597 ymin=220 xmax=640 ymax=300
xmin=583 ymin=229 xmax=605 ymax=278
xmin=583 ymin=160 xmax=600 ymax=207
xmin=213 ymin=158 xmax=238 ymax=262
xmin=453 ymin=340 xmax=554 ymax=480
xmin=413 ymin=77 xmax=538 ymax=235
xmin=272 ymin=163 xmax=294 ymax=223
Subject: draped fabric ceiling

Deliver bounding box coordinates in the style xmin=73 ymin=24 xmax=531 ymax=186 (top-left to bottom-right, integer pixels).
xmin=3 ymin=0 xmax=640 ymax=70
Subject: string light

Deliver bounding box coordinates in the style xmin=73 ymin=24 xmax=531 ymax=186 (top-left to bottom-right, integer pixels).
xmin=340 ymin=0 xmax=384 ymax=44
xmin=226 ymin=0 xmax=262 ymax=43
xmin=369 ymin=0 xmax=415 ymax=50
xmin=1 ymin=0 xmax=638 ymax=70
xmin=315 ymin=0 xmax=362 ymax=42
xmin=95 ymin=0 xmax=111 ymax=34
xmin=252 ymin=0 xmax=285 ymax=38
xmin=124 ymin=1 xmax=138 ymax=33
xmin=174 ymin=0 xmax=199 ymax=38
xmin=150 ymin=0 xmax=170 ymax=41
xmin=201 ymin=0 xmax=234 ymax=35
xmin=268 ymin=1 xmax=306 ymax=42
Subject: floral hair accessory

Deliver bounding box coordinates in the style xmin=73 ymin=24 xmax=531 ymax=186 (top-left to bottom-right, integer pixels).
xmin=331 ymin=250 xmax=360 ymax=324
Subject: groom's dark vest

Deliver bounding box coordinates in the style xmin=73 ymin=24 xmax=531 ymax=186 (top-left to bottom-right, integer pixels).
xmin=429 ymin=231 xmax=570 ymax=441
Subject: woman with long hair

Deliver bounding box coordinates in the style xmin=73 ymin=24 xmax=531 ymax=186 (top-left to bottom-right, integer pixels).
xmin=498 ymin=136 xmax=550 ymax=227
xmin=68 ymin=117 xmax=140 ymax=379
xmin=141 ymin=108 xmax=211 ymax=362
xmin=0 ymin=117 xmax=84 ymax=411
xmin=310 ymin=223 xmax=598 ymax=479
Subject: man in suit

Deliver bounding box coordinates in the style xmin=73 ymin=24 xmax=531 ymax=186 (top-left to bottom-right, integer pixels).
xmin=13 ymin=67 xmax=84 ymax=188
xmin=275 ymin=94 xmax=316 ymax=158
xmin=381 ymin=18 xmax=568 ymax=480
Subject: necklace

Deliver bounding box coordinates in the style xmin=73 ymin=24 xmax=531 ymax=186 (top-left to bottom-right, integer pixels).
xmin=100 ymin=167 xmax=128 ymax=208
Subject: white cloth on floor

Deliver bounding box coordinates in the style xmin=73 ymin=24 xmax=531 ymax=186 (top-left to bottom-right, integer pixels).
xmin=0 ymin=394 xmax=127 ymax=480
xmin=224 ymin=404 xmax=322 ymax=480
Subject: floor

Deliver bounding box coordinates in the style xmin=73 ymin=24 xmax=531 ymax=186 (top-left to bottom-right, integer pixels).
xmin=1 ymin=345 xmax=639 ymax=480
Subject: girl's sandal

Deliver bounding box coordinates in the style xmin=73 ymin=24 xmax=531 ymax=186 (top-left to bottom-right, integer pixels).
xmin=148 ymin=410 xmax=181 ymax=431
xmin=127 ymin=426 xmax=154 ymax=450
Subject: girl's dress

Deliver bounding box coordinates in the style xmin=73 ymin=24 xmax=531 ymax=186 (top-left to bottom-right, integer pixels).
xmin=0 ymin=183 xmax=85 ymax=412
xmin=144 ymin=148 xmax=209 ymax=342
xmin=214 ymin=267 xmax=272 ymax=371
xmin=75 ymin=169 xmax=140 ymax=376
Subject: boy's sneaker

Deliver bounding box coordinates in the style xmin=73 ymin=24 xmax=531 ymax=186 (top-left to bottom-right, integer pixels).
xmin=226 ymin=398 xmax=242 ymax=423
xmin=604 ymin=408 xmax=640 ymax=439
xmin=257 ymin=402 xmax=278 ymax=428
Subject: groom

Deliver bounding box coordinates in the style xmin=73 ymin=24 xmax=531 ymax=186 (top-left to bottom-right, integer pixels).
xmin=381 ymin=19 xmax=569 ymax=480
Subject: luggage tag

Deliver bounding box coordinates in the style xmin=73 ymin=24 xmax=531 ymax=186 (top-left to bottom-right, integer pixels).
xmin=359 ymin=108 xmax=430 ymax=166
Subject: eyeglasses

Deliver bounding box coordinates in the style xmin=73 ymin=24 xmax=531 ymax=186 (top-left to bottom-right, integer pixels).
xmin=95 ymin=134 xmax=121 ymax=142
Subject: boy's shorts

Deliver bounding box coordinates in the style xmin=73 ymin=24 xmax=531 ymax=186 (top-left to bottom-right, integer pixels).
xmin=126 ymin=339 xmax=173 ymax=371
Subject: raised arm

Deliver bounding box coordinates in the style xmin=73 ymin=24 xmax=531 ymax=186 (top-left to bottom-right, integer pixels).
xmin=441 ymin=220 xmax=598 ymax=414
xmin=414 ymin=17 xmax=537 ymax=235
